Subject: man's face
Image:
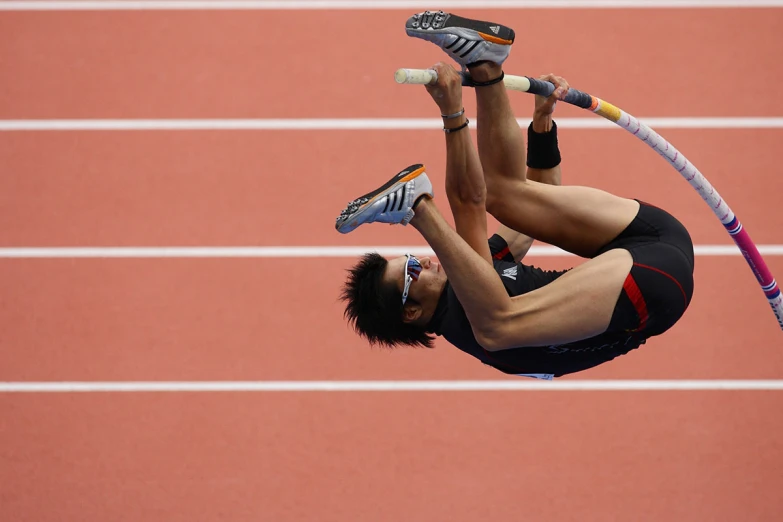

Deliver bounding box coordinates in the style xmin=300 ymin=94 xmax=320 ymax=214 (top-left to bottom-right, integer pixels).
xmin=383 ymin=255 xmax=447 ymax=308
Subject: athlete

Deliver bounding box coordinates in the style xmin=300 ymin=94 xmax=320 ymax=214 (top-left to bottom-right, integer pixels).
xmin=335 ymin=11 xmax=694 ymax=379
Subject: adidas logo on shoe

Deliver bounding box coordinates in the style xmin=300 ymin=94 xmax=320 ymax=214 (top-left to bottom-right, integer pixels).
xmin=405 ymin=11 xmax=515 ymax=67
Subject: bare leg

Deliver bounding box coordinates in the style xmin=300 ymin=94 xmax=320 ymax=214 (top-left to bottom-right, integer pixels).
xmin=412 ymin=64 xmax=632 ymax=347
xmin=468 ymin=62 xmax=640 ymax=258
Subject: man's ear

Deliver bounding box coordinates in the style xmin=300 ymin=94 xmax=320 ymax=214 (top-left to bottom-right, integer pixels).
xmin=401 ymin=303 xmax=422 ymax=324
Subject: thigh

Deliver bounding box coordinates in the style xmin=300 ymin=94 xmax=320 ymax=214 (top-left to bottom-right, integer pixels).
xmin=494 ymin=248 xmax=634 ymax=349
xmin=486 ymin=178 xmax=641 ymax=258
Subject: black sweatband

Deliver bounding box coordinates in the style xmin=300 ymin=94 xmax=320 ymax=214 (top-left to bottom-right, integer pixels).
xmin=526 ymin=120 xmax=561 ymax=169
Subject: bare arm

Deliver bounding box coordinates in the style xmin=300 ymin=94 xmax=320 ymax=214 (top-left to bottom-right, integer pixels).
xmin=426 ymin=63 xmax=493 ymax=265
xmin=525 ymin=77 xmax=563 ymax=186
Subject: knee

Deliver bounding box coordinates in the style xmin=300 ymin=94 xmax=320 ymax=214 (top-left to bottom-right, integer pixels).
xmin=485 ymin=190 xmax=504 ymax=217
xmin=486 ymin=191 xmax=516 ymax=222
xmin=485 ymin=179 xmax=526 ymax=217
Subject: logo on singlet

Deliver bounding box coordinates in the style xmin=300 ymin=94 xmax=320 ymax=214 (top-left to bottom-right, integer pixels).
xmin=502 ymin=266 xmax=518 ymax=280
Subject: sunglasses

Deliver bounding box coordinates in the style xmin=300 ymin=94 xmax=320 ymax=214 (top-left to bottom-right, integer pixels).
xmin=401 ymin=254 xmax=423 ymax=306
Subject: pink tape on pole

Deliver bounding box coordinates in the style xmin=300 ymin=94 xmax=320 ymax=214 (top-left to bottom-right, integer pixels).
xmin=395 ymin=68 xmax=783 ymax=331
xmin=607 ymin=108 xmax=783 ymax=331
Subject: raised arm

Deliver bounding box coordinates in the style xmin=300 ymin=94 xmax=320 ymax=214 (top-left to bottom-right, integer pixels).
xmin=424 ymin=62 xmax=492 ymax=265
xmin=526 ymin=73 xmax=568 ymax=185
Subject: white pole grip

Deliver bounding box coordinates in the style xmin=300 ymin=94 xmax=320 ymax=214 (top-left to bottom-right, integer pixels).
xmin=394 ymin=68 xmax=531 ymax=92
xmin=394 ymin=68 xmax=438 ymax=85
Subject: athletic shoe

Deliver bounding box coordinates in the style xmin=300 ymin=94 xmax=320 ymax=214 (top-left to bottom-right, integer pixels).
xmin=405 ymin=10 xmax=515 ymax=67
xmin=335 ymin=164 xmax=433 ymax=234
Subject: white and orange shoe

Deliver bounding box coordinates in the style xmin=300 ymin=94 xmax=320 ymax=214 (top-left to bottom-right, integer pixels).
xmin=335 ymin=164 xmax=433 ymax=234
xmin=405 ymin=10 xmax=515 ymax=68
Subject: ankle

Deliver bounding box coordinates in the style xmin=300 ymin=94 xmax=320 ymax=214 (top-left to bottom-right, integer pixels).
xmin=467 ymin=61 xmax=502 ymax=82
xmin=413 ymin=193 xmax=433 ymax=211
xmin=410 ymin=195 xmax=434 ymax=225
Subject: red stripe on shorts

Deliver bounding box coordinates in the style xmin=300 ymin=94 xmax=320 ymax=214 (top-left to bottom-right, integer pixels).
xmin=623 ymin=273 xmax=649 ymax=332
xmin=493 ymin=246 xmax=510 ymax=260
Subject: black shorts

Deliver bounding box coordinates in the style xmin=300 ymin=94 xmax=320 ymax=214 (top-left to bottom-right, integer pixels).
xmin=595 ymin=200 xmax=695 ymax=337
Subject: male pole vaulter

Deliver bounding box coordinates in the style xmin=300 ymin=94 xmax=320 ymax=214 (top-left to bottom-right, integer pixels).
xmin=336 ymin=11 xmax=694 ymax=379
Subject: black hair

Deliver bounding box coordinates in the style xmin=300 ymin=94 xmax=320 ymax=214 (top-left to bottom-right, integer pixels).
xmin=340 ymin=252 xmax=435 ymax=348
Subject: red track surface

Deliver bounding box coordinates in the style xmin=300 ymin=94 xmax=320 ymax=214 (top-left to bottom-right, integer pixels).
xmin=1 ymin=6 xmax=782 ymax=521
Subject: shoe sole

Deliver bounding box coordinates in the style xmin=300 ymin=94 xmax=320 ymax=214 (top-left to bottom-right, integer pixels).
xmin=335 ymin=164 xmax=426 ymax=234
xmin=405 ymin=11 xmax=515 ymax=46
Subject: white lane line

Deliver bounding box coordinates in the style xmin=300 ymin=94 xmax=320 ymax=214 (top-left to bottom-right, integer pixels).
xmin=1 ymin=245 xmax=783 ymax=258
xmin=1 ymin=380 xmax=782 ymax=392
xmin=1 ymin=1 xmax=781 ymax=11
xmin=1 ymin=118 xmax=782 ymax=131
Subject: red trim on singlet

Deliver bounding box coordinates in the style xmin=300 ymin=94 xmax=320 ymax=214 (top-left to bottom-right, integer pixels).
xmin=493 ymin=246 xmax=511 ymax=260
xmin=622 ymin=273 xmax=649 ymax=332
xmin=633 ymin=262 xmax=688 ymax=305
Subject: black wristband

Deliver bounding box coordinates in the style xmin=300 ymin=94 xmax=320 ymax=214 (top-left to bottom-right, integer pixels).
xmin=526 ymin=120 xmax=561 ymax=170
xmin=444 ymin=118 xmax=469 ymax=134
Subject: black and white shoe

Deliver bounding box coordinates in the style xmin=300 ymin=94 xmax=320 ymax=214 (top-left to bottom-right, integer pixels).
xmin=405 ymin=10 xmax=515 ymax=67
xmin=335 ymin=165 xmax=434 ymax=234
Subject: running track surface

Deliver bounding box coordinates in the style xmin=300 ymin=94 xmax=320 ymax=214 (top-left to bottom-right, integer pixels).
xmin=2 ymin=6 xmax=783 ymax=521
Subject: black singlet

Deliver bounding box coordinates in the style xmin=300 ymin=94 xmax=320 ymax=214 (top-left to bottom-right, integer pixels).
xmin=425 ymin=202 xmax=695 ymax=379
